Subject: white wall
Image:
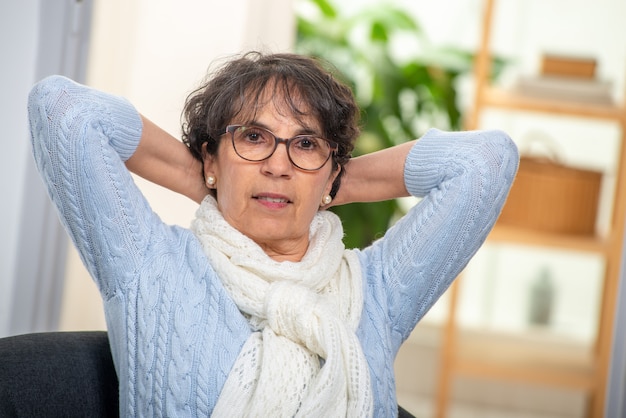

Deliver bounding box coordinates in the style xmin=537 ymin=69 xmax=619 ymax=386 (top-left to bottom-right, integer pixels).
xmin=59 ymin=0 xmax=295 ymax=330
xmin=0 ymin=1 xmax=40 ymax=336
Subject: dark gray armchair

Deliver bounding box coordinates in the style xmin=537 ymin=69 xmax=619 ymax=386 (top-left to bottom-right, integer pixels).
xmin=0 ymin=331 xmax=118 ymax=417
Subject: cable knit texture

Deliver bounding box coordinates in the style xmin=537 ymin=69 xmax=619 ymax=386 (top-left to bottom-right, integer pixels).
xmin=27 ymin=75 xmax=519 ymax=417
xmin=191 ymin=196 xmax=371 ymax=417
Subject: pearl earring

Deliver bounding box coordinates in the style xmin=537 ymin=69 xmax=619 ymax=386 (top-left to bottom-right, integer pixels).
xmin=322 ymin=195 xmax=332 ymax=205
xmin=206 ymin=176 xmax=216 ymax=187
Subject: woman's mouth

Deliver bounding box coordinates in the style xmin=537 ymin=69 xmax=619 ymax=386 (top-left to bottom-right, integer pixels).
xmin=257 ymin=196 xmax=289 ymax=203
xmin=254 ymin=194 xmax=292 ymax=205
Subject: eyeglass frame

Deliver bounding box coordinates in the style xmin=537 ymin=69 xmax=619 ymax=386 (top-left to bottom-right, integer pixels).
xmin=218 ymin=124 xmax=339 ymax=171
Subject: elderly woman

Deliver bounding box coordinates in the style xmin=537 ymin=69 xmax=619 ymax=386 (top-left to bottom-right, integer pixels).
xmin=28 ymin=52 xmax=518 ymax=417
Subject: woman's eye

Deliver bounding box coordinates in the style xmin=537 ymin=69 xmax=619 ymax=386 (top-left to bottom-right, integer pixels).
xmin=242 ymin=128 xmax=268 ymax=143
xmin=295 ymin=137 xmax=319 ymax=150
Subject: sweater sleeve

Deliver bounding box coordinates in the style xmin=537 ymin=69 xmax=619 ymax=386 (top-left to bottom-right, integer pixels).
xmin=363 ymin=128 xmax=519 ymax=345
xmin=28 ymin=75 xmax=151 ymax=298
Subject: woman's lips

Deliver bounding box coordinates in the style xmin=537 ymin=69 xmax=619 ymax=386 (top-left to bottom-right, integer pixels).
xmin=255 ymin=195 xmax=290 ymax=203
xmin=253 ymin=193 xmax=292 ymax=208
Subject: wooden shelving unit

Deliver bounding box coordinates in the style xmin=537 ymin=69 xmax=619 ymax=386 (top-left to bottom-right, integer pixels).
xmin=434 ymin=0 xmax=626 ymax=417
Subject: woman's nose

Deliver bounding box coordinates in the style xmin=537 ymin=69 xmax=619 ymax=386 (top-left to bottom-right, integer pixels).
xmin=261 ymin=141 xmax=293 ymax=177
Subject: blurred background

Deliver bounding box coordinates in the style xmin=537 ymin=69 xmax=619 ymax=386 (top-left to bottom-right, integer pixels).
xmin=1 ymin=0 xmax=625 ymax=417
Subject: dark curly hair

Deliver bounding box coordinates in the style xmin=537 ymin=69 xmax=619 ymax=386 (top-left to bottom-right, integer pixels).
xmin=181 ymin=51 xmax=360 ymax=198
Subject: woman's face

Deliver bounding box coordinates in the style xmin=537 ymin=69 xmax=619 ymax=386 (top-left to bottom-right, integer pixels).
xmin=203 ymin=97 xmax=339 ymax=262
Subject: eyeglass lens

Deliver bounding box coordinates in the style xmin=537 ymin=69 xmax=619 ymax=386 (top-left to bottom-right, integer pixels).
xmin=230 ymin=125 xmax=333 ymax=170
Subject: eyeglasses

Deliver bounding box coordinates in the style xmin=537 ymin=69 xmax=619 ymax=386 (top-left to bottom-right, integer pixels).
xmin=220 ymin=125 xmax=338 ymax=171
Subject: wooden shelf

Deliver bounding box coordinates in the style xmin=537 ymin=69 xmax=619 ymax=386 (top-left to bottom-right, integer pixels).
xmin=481 ymin=86 xmax=625 ymax=122
xmin=455 ymin=360 xmax=594 ymax=391
xmin=454 ymin=329 xmax=595 ymax=391
xmin=488 ymin=223 xmax=609 ymax=255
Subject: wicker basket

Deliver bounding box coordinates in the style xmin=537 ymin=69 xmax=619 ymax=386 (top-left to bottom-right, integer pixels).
xmin=498 ymin=156 xmax=602 ymax=236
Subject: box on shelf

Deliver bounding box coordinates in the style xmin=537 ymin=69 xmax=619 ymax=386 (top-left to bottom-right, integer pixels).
xmin=540 ymin=54 xmax=597 ymax=79
xmin=498 ymin=156 xmax=602 ymax=236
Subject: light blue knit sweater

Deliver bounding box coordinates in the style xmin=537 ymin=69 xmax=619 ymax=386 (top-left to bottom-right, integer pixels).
xmin=28 ymin=75 xmax=518 ymax=417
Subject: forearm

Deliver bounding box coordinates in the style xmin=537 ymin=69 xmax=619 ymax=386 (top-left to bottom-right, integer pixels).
xmin=332 ymin=140 xmax=415 ymax=206
xmin=125 ymin=115 xmax=209 ymax=204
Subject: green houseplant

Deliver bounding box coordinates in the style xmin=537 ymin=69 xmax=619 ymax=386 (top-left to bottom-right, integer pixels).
xmin=296 ymin=0 xmax=500 ymax=248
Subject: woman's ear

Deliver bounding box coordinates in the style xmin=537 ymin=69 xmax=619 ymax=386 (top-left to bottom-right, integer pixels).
xmin=323 ymin=165 xmax=341 ymax=202
xmin=329 ymin=165 xmax=342 ymax=189
xmin=202 ymin=142 xmax=218 ymax=189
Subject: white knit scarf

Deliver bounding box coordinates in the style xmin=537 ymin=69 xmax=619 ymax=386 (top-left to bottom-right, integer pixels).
xmin=190 ymin=196 xmax=373 ymax=417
